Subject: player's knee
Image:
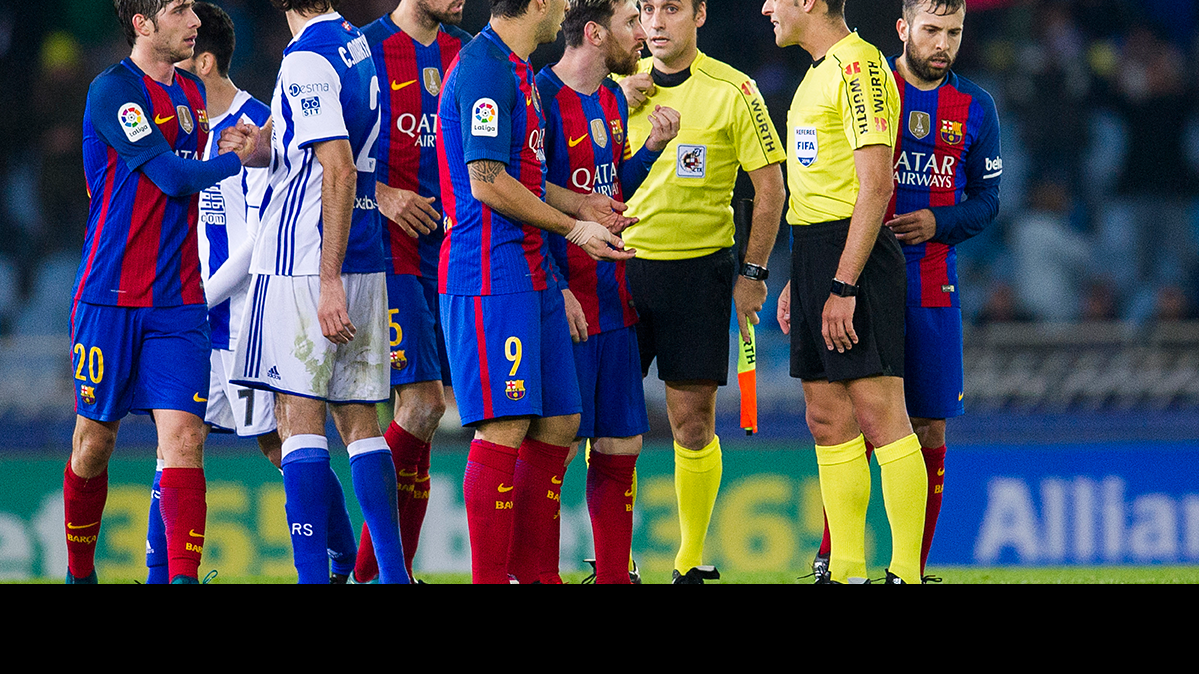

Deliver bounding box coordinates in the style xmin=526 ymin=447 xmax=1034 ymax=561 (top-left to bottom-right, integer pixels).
xmin=805 ymin=404 xmax=856 ymax=447
xmin=71 ymin=423 xmax=116 ymax=477
xmin=672 ymin=416 xmax=714 ymax=450
xmin=911 ymin=418 xmax=946 ymax=448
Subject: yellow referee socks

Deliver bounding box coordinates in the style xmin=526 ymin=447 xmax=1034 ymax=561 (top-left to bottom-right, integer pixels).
xmin=815 ymin=434 xmax=871 ymax=583
xmin=874 ymin=433 xmax=928 ymax=584
xmin=674 ymin=436 xmax=722 ymax=573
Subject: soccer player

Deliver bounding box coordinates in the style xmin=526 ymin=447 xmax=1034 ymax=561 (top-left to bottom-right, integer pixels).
xmin=353 ymin=0 xmax=472 ymax=584
xmin=67 ymin=0 xmax=258 ymax=584
xmin=617 ymin=0 xmax=787 ymax=584
xmin=437 ymin=0 xmax=636 ymax=584
xmin=225 ymin=0 xmax=408 ymax=584
xmin=810 ymin=0 xmax=1002 ymax=582
xmin=538 ymin=0 xmax=680 ymax=584
xmin=765 ymin=0 xmax=928 ymax=584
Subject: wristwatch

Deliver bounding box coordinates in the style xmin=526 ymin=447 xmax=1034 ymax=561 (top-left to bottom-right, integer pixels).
xmin=830 ymin=278 xmax=859 ymax=297
xmin=740 ymin=263 xmax=769 ymax=281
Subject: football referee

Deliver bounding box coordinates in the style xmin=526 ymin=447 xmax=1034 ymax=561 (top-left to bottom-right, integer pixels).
xmin=765 ymin=0 xmax=928 ymax=584
xmin=620 ymin=0 xmax=786 ymax=584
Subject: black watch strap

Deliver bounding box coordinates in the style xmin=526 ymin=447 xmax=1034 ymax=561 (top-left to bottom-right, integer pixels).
xmin=830 ymin=278 xmax=859 ymax=297
xmin=740 ymin=263 xmax=769 ymax=281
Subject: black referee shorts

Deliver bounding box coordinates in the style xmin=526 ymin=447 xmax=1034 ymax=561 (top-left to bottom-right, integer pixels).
xmin=790 ymin=219 xmax=905 ymax=382
xmin=626 ymin=248 xmax=736 ymax=386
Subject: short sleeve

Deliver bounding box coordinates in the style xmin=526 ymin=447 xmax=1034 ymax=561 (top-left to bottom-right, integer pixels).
xmin=836 ymin=54 xmax=897 ymax=150
xmin=457 ymin=55 xmax=517 ymax=165
xmin=279 ymin=50 xmax=347 ymax=149
xmin=730 ymin=79 xmax=786 ymax=172
xmin=87 ymin=73 xmax=172 ymax=171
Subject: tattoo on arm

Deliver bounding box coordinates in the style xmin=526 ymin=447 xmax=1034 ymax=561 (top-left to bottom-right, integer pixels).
xmin=468 ymin=160 xmax=505 ymax=184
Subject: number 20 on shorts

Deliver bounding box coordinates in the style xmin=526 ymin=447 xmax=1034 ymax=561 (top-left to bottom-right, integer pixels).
xmin=74 ymin=343 xmax=104 ymax=384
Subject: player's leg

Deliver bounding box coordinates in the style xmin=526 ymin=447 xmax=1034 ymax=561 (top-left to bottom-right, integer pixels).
xmin=153 ymin=409 xmax=209 ymax=583
xmin=665 ymin=380 xmax=722 ymax=580
xmin=588 ymin=435 xmax=641 ymax=584
xmin=65 ymin=415 xmax=119 ymax=583
xmin=846 ymin=375 xmax=927 ymax=585
xmin=145 ymin=453 xmax=168 ymax=584
xmin=508 ymin=413 xmax=578 ymax=584
xmin=911 ymin=417 xmax=946 ymax=577
xmin=274 ymin=393 xmax=340 ymax=583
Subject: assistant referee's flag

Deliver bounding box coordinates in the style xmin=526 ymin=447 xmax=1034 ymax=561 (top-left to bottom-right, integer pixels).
xmin=738 ymin=322 xmax=758 ymax=435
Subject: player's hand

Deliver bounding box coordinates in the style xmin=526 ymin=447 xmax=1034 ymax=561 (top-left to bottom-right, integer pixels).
xmin=562 ymin=289 xmax=589 ymax=343
xmin=777 ymin=280 xmax=791 ymax=335
xmin=885 ymin=209 xmax=937 ymax=245
xmin=577 ymin=192 xmax=638 ymax=235
xmin=644 ymin=105 xmax=680 ymax=153
xmin=821 ymin=294 xmax=858 ymax=353
xmin=318 ymin=276 xmax=357 ymax=345
xmin=620 ymin=73 xmax=656 ymax=110
xmin=733 ymin=275 xmax=767 ymax=345
xmin=377 ymin=182 xmax=440 ymax=237
xmin=567 ymin=220 xmax=637 ymax=262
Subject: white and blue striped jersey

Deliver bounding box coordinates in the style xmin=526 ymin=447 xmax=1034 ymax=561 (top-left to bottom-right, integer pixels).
xmin=254 ymin=12 xmax=385 ymax=277
xmin=198 ymin=89 xmax=270 ymax=350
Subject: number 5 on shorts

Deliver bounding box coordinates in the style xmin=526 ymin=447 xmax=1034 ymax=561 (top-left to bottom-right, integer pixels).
xmin=389 ymin=308 xmax=403 ymax=347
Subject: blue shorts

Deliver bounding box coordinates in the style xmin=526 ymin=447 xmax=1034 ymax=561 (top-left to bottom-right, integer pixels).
xmin=387 ymin=274 xmax=450 ymax=387
xmin=70 ymin=302 xmax=211 ymax=422
xmin=441 ymin=289 xmax=582 ymax=426
xmin=904 ymin=306 xmax=964 ymax=420
xmin=574 ymin=326 xmax=649 ymax=439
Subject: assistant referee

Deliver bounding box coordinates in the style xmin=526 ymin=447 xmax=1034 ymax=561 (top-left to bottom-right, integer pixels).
xmin=620 ymin=0 xmax=786 ymax=584
xmin=765 ymin=0 xmax=927 ymax=584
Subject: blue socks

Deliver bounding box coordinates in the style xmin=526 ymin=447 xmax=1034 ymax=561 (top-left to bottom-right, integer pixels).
xmin=348 ymin=437 xmax=409 ymax=584
xmin=282 ymin=435 xmax=337 ymax=584
xmin=326 ymin=469 xmax=357 ymax=578
xmin=145 ymin=460 xmax=169 ymax=584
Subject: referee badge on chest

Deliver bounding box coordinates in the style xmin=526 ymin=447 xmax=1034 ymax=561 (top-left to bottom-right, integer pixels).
xmin=591 ymin=118 xmax=609 ymax=149
xmin=676 ymin=144 xmax=707 ymax=178
xmin=794 ymin=126 xmax=817 ymax=167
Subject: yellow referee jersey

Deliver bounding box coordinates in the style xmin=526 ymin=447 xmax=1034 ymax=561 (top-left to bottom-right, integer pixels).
xmin=620 ymin=51 xmax=786 ymax=260
xmin=786 ymin=32 xmax=899 ymax=226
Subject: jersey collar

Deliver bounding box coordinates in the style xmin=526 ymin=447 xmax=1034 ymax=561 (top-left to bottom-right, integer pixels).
xmin=290 ymin=11 xmax=344 ymax=47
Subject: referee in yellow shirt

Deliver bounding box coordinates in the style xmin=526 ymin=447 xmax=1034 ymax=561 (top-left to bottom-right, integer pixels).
xmin=620 ymin=0 xmax=786 ymax=584
xmin=765 ymin=0 xmax=927 ymax=584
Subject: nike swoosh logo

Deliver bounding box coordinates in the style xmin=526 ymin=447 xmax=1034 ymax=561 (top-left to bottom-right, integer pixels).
xmin=392 ymin=80 xmax=417 ymax=91
xmin=551 ymin=476 xmax=562 ymax=485
xmin=624 ymin=489 xmax=634 ymax=497
xmin=414 ymin=475 xmax=431 ymax=483
xmin=497 ymin=484 xmax=514 ymax=493
xmin=398 ymin=469 xmax=419 ymax=478
xmin=568 ymin=135 xmax=589 ymax=148
xmin=958 ymin=392 xmax=965 ymax=401
xmin=189 ymin=530 xmax=204 ymax=538
xmin=155 ymin=114 xmax=175 ymax=125
xmin=193 ymin=393 xmax=207 ymax=403
xmin=937 ymin=468 xmax=945 ymax=476
xmin=67 ymin=521 xmax=100 ymax=530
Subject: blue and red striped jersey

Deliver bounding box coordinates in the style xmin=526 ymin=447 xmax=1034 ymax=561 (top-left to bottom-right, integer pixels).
xmin=363 ymin=16 xmax=470 ymax=279
xmin=75 ymin=59 xmax=210 ymax=308
xmin=886 ymin=58 xmax=1001 ymax=308
xmin=436 ymin=24 xmax=554 ymax=296
xmin=538 ymin=68 xmax=638 ymax=336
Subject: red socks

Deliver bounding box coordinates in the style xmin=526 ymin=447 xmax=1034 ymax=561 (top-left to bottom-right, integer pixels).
xmin=159 ymin=467 xmax=207 ymax=581
xmin=63 ymin=463 xmax=107 ymax=579
xmin=506 ymin=438 xmax=569 ymax=584
xmin=355 ymin=422 xmax=433 ymax=582
xmin=586 ymin=452 xmax=637 ymax=584
xmin=464 ymin=439 xmax=519 ymax=584
xmin=921 ymin=445 xmax=947 ymax=575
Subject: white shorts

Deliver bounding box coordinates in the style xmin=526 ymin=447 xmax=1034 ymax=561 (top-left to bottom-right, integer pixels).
xmin=231 ymin=272 xmax=390 ymax=403
xmin=206 ymin=348 xmax=277 ymax=437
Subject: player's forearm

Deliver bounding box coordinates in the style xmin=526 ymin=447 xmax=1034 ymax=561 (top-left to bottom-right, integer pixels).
xmin=318 ymin=165 xmax=356 ymax=281
xmin=929 ymin=183 xmax=1000 ymax=247
xmin=143 ymin=151 xmax=241 ymax=198
xmin=470 ymin=161 xmax=575 ymax=236
xmin=617 ymin=145 xmax=663 ymax=200
xmin=744 ymin=164 xmax=785 ymax=268
xmin=205 ymin=234 xmax=255 ymax=308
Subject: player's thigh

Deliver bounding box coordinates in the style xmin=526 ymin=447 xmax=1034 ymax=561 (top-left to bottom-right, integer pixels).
xmin=132 ymin=304 xmax=211 ymax=418
xmin=537 ymin=286 xmax=583 ymax=420
xmin=844 ymin=375 xmax=913 ymax=447
xmin=588 ymin=327 xmax=650 ymax=441
xmin=800 ymin=378 xmax=860 ymax=446
xmin=328 ymin=272 xmax=390 ymax=403
xmin=70 ymin=302 xmax=141 ymax=423
xmin=903 ymin=306 xmax=964 ymax=420
xmin=385 ymin=273 xmax=444 ymax=388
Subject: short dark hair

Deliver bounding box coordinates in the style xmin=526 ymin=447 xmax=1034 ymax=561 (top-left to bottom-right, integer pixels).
xmin=562 ymin=0 xmax=623 ymax=48
xmin=193 ymin=2 xmax=235 ymax=76
xmin=902 ymin=0 xmax=966 ymax=22
xmin=490 ymin=0 xmax=537 ymax=19
xmin=270 ymin=0 xmax=340 ymax=14
xmin=825 ymin=0 xmax=845 ymax=17
xmin=113 ymin=0 xmax=172 ymax=47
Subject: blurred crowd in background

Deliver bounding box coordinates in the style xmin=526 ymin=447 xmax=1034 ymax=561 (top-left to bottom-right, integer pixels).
xmin=0 ymin=0 xmax=1197 ymax=339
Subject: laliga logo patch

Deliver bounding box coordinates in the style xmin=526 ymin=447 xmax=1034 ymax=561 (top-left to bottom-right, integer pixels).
xmin=940 ymin=119 xmax=964 ymax=145
xmin=795 ymin=126 xmax=818 ymax=167
xmin=676 ymin=144 xmax=706 ymax=178
xmin=505 ymin=380 xmax=526 ymax=401
xmin=119 ymin=102 xmax=152 ymax=142
xmin=390 ymin=349 xmax=408 ymax=371
xmin=472 ymin=98 xmax=498 ymax=137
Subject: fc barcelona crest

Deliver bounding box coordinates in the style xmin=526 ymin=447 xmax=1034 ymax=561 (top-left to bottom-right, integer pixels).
xmin=908 ymin=111 xmax=930 ymax=139
xmin=940 ymin=119 xmax=964 ymax=145
xmin=591 ymin=118 xmax=609 ymax=149
xmin=423 ymin=68 xmax=442 ymax=97
xmin=197 ymin=108 xmax=209 ymax=133
xmin=505 ymin=380 xmax=526 ymax=401
xmin=176 ymin=105 xmax=195 ymax=134
xmin=80 ymin=385 xmax=96 ymax=406
xmin=390 ymin=349 xmax=408 ymax=371
xmin=610 ymin=119 xmax=625 ymax=147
